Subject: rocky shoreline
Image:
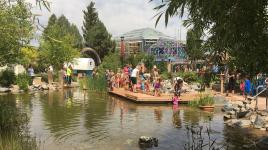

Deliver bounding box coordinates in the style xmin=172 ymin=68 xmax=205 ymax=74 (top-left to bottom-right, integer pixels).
xmin=223 ymin=98 xmax=268 ymax=131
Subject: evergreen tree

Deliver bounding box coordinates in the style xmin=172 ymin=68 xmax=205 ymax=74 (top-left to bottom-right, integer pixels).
xmin=82 ymin=2 xmax=115 ymax=59
xmin=39 ymin=15 xmax=81 ymax=70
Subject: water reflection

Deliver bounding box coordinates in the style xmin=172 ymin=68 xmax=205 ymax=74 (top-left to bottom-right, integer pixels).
xmin=0 ymin=89 xmax=264 ymax=149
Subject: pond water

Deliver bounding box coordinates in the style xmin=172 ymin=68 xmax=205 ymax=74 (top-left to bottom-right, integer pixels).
xmin=1 ymin=89 xmax=266 ymax=150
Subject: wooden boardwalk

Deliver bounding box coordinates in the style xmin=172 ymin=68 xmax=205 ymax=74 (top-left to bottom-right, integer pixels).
xmin=109 ymin=88 xmax=199 ymax=104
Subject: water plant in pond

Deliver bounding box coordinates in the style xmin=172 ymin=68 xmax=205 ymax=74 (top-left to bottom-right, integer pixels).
xmin=80 ymin=76 xmax=107 ymax=91
xmin=188 ymin=93 xmax=214 ymax=107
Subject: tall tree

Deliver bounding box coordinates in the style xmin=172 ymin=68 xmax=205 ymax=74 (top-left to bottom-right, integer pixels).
xmin=39 ymin=15 xmax=80 ymax=70
xmin=0 ymin=0 xmax=33 ymax=66
xmin=82 ymin=2 xmax=115 ymax=59
xmin=152 ymin=0 xmax=268 ymax=75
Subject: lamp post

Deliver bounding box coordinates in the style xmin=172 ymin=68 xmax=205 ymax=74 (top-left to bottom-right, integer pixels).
xmin=120 ymin=36 xmax=125 ymax=57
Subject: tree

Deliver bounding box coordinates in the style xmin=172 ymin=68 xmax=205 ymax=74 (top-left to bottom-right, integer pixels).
xmin=19 ymin=47 xmax=39 ymax=67
xmin=82 ymin=2 xmax=115 ymax=59
xmin=186 ymin=28 xmax=203 ymax=61
xmin=0 ymin=0 xmax=33 ymax=66
xmin=39 ymin=23 xmax=80 ymax=70
xmin=43 ymin=14 xmax=83 ymax=49
xmin=152 ymin=0 xmax=268 ymax=75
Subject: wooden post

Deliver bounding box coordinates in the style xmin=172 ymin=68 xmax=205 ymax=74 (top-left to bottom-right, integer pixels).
xmin=167 ymin=62 xmax=172 ymax=73
xmin=220 ymin=73 xmax=225 ymax=94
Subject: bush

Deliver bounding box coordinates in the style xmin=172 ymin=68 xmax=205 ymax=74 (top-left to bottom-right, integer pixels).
xmin=0 ymin=69 xmax=16 ymax=87
xmin=16 ymin=74 xmax=30 ymax=91
xmin=175 ymin=71 xmax=199 ymax=83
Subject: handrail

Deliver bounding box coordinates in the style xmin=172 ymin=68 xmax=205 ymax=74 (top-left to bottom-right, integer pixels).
xmin=255 ymin=85 xmax=268 ymax=111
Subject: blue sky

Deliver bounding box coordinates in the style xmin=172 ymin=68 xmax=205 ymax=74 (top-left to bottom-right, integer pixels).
xmin=28 ymin=0 xmax=188 ymax=41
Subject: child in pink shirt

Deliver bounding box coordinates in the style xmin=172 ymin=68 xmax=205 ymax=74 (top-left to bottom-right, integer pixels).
xmin=172 ymin=93 xmax=179 ymax=105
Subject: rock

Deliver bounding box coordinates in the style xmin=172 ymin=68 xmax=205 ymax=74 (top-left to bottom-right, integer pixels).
xmin=257 ymin=111 xmax=268 ymax=117
xmin=224 ymin=114 xmax=232 ymax=120
xmin=256 ymin=136 xmax=268 ymax=149
xmin=240 ymin=107 xmax=246 ymax=112
xmin=250 ymin=115 xmax=257 ymax=124
xmin=237 ymin=111 xmax=250 ymax=118
xmin=265 ymin=117 xmax=268 ymax=122
xmin=222 ymin=103 xmax=234 ymax=112
xmin=10 ymin=85 xmax=20 ymax=93
xmin=0 ymin=87 xmax=10 ymax=93
xmin=227 ymin=110 xmax=236 ymax=115
xmin=260 ymin=128 xmax=266 ymax=131
xmin=138 ymin=136 xmax=158 ymax=149
xmin=254 ymin=115 xmax=266 ymax=129
xmin=235 ymin=120 xmax=251 ymax=128
xmin=41 ymin=84 xmax=49 ymax=90
xmin=225 ymin=119 xmax=240 ymax=127
xmin=244 ymin=111 xmax=253 ymax=118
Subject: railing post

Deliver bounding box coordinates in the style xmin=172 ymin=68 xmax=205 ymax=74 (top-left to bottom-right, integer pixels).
xmin=255 ymin=86 xmax=259 ymax=111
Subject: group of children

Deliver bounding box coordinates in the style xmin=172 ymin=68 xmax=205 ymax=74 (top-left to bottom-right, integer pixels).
xmin=105 ymin=63 xmax=184 ymax=106
xmin=106 ymin=64 xmax=164 ymax=96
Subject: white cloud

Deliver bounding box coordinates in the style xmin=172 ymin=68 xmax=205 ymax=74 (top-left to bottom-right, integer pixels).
xmin=29 ymin=0 xmax=188 ymax=41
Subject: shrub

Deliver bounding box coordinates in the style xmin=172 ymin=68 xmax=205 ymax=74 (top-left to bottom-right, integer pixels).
xmin=16 ymin=74 xmax=30 ymax=91
xmin=0 ymin=69 xmax=16 ymax=87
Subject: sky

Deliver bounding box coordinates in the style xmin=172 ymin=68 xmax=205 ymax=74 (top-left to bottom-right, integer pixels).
xmin=28 ymin=0 xmax=188 ymax=41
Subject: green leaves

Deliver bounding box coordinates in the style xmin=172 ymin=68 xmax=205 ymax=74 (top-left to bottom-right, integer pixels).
xmin=151 ymin=0 xmax=268 ymax=74
xmin=0 ymin=0 xmax=33 ymax=66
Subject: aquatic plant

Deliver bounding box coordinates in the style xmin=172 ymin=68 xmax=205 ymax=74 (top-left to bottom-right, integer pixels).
xmin=188 ymin=94 xmax=214 ymax=107
xmin=81 ymin=76 xmax=107 ymax=91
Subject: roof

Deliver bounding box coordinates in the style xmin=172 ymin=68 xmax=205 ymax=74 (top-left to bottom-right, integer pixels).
xmin=115 ymin=28 xmax=174 ymax=41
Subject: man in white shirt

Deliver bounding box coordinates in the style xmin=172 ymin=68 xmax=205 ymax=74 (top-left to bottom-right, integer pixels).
xmin=130 ymin=65 xmax=140 ymax=92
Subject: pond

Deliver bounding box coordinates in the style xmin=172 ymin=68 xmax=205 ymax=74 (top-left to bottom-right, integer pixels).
xmin=0 ymin=89 xmax=266 ymax=150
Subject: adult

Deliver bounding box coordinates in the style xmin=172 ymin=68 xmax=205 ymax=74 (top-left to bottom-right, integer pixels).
xmin=244 ymin=76 xmax=251 ymax=100
xmin=151 ymin=65 xmax=159 ymax=81
xmin=265 ymin=77 xmax=268 ymax=86
xmin=47 ymin=65 xmax=53 ymax=84
xmin=27 ymin=65 xmax=35 ymax=85
xmin=66 ymin=65 xmax=72 ymax=85
xmin=130 ymin=65 xmax=140 ymax=92
xmin=226 ymin=72 xmax=236 ymax=96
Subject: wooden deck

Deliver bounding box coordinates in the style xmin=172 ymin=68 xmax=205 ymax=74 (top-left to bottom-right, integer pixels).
xmin=109 ymin=88 xmax=199 ymax=104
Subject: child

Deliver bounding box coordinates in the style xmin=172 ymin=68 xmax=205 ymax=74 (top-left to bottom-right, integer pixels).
xmin=172 ymin=93 xmax=179 ymax=105
xmin=145 ymin=79 xmax=151 ymax=94
xmin=239 ymin=80 xmax=245 ymax=96
xmin=154 ymin=78 xmax=161 ymax=97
